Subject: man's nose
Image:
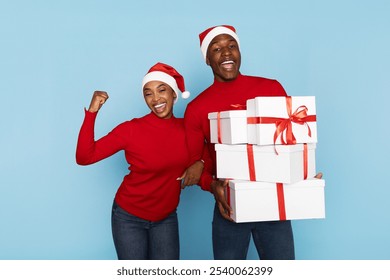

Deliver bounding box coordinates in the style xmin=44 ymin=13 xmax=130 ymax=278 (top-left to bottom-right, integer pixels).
xmin=222 ymin=46 xmax=232 ymax=55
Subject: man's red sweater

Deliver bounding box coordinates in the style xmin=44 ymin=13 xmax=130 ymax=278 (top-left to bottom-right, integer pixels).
xmin=77 ymin=110 xmax=206 ymax=221
xmin=184 ymin=74 xmax=287 ymax=189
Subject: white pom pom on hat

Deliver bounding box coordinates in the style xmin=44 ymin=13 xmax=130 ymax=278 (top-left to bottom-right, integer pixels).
xmin=142 ymin=62 xmax=190 ymax=102
xmin=199 ymin=25 xmax=240 ymax=62
xmin=181 ymin=90 xmax=190 ymax=99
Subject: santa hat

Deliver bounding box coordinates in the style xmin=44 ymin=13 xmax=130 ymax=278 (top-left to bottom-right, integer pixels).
xmin=142 ymin=62 xmax=190 ymax=102
xmin=199 ymin=25 xmax=240 ymax=61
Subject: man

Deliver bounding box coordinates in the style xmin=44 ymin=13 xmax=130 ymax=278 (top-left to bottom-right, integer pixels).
xmin=183 ymin=25 xmax=297 ymax=260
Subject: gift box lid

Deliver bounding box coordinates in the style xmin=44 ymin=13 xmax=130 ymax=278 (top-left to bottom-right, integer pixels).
xmin=229 ymin=178 xmax=325 ymax=190
xmin=208 ymin=110 xmax=247 ymax=120
xmin=215 ymin=143 xmax=316 ymax=153
xmin=247 ymin=96 xmax=316 ymax=118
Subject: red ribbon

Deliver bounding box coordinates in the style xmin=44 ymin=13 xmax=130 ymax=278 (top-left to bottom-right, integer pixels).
xmin=227 ymin=181 xmax=288 ymax=221
xmin=230 ymin=104 xmax=246 ymax=110
xmin=217 ymin=112 xmax=222 ymax=144
xmin=216 ymin=105 xmax=246 ymax=144
xmin=303 ymin=143 xmax=308 ymax=179
xmin=247 ymin=96 xmax=316 ymax=145
xmin=276 ymin=183 xmax=287 ymax=220
xmin=226 ymin=183 xmax=231 ymax=211
xmin=246 ymin=142 xmax=309 ymax=183
xmin=246 ymin=144 xmax=256 ymax=181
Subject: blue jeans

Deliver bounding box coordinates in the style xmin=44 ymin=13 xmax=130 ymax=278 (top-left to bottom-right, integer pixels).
xmin=111 ymin=201 xmax=180 ymax=260
xmin=212 ymin=204 xmax=295 ymax=260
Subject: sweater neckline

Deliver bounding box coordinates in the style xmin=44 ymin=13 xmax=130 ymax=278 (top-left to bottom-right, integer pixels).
xmin=144 ymin=111 xmax=178 ymax=126
xmin=212 ymin=73 xmax=244 ymax=90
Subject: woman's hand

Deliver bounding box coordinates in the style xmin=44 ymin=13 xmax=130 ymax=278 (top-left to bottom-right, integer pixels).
xmin=88 ymin=90 xmax=109 ymax=113
xmin=179 ymin=160 xmax=204 ymax=189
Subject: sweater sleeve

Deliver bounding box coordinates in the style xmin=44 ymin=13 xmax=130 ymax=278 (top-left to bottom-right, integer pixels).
xmin=76 ymin=109 xmax=127 ymax=165
xmin=274 ymin=80 xmax=288 ymax=97
xmin=184 ymin=103 xmax=206 ymax=165
xmin=197 ymin=142 xmax=214 ymax=192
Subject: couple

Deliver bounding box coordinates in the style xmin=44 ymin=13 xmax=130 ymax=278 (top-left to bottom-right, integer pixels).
xmin=76 ymin=25 xmax=318 ymax=260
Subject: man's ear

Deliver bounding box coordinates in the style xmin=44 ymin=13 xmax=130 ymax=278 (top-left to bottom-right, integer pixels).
xmin=206 ymin=57 xmax=210 ymax=65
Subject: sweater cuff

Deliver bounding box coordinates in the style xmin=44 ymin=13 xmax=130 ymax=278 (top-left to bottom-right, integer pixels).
xmin=199 ymin=172 xmax=213 ymax=193
xmin=84 ymin=108 xmax=98 ymax=119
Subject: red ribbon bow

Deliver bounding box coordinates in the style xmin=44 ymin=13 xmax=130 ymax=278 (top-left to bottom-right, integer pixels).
xmin=247 ymin=96 xmax=316 ymax=145
xmin=230 ymin=104 xmax=247 ymax=110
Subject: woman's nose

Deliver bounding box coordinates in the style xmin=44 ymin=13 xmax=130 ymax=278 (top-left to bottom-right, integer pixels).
xmin=152 ymin=92 xmax=160 ymax=101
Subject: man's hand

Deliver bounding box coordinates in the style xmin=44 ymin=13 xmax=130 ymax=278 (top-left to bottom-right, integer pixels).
xmin=179 ymin=160 xmax=204 ymax=189
xmin=211 ymin=179 xmax=234 ymax=222
xmin=314 ymin=172 xmax=323 ymax=179
xmin=88 ymin=90 xmax=109 ymax=113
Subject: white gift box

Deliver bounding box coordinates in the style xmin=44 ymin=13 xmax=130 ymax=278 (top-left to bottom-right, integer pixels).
xmin=247 ymin=96 xmax=317 ymax=145
xmin=216 ymin=143 xmax=316 ymax=184
xmin=208 ymin=110 xmax=247 ymax=144
xmin=227 ymin=178 xmax=325 ymax=223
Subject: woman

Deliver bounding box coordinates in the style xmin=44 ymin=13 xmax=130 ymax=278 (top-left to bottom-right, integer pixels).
xmin=76 ymin=62 xmax=209 ymax=260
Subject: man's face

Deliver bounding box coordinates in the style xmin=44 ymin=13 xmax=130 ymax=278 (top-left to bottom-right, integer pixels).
xmin=206 ymin=34 xmax=241 ymax=82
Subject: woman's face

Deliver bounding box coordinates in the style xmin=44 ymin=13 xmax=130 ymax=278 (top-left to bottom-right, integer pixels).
xmin=143 ymin=81 xmax=176 ymax=119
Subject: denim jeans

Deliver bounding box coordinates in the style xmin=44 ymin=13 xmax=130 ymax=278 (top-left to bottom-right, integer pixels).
xmin=212 ymin=204 xmax=295 ymax=260
xmin=111 ymin=201 xmax=179 ymax=260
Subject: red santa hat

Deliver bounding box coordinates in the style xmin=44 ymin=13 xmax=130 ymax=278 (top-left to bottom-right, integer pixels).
xmin=142 ymin=62 xmax=190 ymax=102
xmin=199 ymin=25 xmax=240 ymax=61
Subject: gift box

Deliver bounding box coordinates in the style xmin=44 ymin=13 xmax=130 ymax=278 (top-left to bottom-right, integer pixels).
xmin=227 ymin=178 xmax=325 ymax=223
xmin=247 ymin=96 xmax=317 ymax=145
xmin=216 ymin=143 xmax=316 ymax=184
xmin=208 ymin=110 xmax=247 ymax=144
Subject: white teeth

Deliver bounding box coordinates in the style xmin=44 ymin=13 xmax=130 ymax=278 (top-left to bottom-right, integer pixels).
xmin=154 ymin=103 xmax=166 ymax=108
xmin=221 ymin=60 xmax=234 ymax=65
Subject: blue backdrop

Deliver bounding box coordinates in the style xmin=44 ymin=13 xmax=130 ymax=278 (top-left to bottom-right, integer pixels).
xmin=1 ymin=0 xmax=389 ymax=260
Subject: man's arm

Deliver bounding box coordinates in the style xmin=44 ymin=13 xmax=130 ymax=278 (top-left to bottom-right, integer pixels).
xmin=181 ymin=103 xmax=207 ymax=187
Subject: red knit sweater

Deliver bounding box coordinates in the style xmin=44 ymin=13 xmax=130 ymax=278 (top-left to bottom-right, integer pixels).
xmin=77 ymin=110 xmax=203 ymax=221
xmin=184 ymin=74 xmax=287 ymax=184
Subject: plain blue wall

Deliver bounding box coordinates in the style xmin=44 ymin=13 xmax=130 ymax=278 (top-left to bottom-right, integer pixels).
xmin=1 ymin=0 xmax=389 ymax=259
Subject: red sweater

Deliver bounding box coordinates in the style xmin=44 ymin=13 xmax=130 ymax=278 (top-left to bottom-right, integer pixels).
xmin=184 ymin=74 xmax=287 ymax=185
xmin=76 ymin=110 xmax=207 ymax=221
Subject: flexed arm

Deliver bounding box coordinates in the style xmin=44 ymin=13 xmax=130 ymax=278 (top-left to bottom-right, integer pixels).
xmin=76 ymin=91 xmax=125 ymax=165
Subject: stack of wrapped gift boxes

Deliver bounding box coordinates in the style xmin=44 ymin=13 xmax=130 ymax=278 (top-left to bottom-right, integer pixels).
xmin=208 ymin=96 xmax=325 ymax=223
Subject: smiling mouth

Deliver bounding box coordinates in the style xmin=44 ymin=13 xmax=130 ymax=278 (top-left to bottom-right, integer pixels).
xmin=221 ymin=60 xmax=235 ymax=69
xmin=154 ymin=103 xmax=166 ymax=112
